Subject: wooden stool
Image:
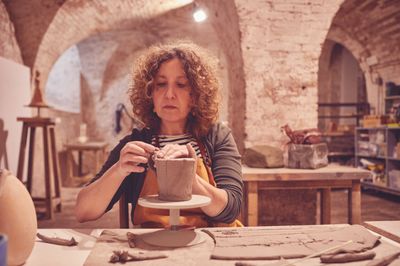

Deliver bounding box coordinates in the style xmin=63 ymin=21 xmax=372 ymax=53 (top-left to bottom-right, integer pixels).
xmin=16 ymin=117 xmax=62 ymax=219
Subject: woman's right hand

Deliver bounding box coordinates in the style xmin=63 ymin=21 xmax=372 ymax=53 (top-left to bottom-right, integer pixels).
xmin=116 ymin=141 xmax=157 ymax=176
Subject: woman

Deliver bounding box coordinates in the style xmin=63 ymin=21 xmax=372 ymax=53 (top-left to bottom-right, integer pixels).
xmin=75 ymin=41 xmax=243 ymax=227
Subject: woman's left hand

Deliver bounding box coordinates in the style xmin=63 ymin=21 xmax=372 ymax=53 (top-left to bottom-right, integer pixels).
xmin=186 ymin=143 xmax=200 ymax=188
xmin=157 ymin=144 xmax=189 ymax=159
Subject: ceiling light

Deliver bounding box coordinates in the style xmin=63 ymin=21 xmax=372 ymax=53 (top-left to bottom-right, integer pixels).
xmin=193 ymin=5 xmax=207 ymax=22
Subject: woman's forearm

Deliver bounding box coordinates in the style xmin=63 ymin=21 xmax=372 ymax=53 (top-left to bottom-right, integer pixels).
xmin=192 ymin=175 xmax=228 ymax=217
xmin=75 ymin=163 xmax=126 ymax=222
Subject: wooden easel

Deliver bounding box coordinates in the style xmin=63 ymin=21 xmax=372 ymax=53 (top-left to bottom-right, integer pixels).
xmin=17 ymin=117 xmax=61 ymax=219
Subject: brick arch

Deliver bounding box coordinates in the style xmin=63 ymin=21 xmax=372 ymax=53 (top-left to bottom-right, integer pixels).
xmin=321 ymin=0 xmax=400 ymax=114
xmin=34 ymin=0 xmax=194 ymax=90
xmin=327 ymin=26 xmax=374 ymax=104
xmin=319 ymin=25 xmax=374 ymax=105
xmin=33 ymin=0 xmax=246 ymax=151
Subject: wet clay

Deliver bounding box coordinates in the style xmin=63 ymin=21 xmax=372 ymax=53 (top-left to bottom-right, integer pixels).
xmin=155 ymin=158 xmax=195 ymax=201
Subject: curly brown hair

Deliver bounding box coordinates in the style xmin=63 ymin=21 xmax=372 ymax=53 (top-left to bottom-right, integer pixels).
xmin=129 ymin=41 xmax=220 ymax=139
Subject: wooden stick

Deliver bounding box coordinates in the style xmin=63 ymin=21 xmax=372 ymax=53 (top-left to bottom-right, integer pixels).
xmin=281 ymin=240 xmax=353 ymax=266
xmin=37 ymin=233 xmax=78 ymax=246
xmin=126 ymin=232 xmax=136 ymax=248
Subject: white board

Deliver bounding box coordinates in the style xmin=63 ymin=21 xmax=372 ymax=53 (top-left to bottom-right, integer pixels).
xmin=0 ymin=56 xmax=31 ymax=175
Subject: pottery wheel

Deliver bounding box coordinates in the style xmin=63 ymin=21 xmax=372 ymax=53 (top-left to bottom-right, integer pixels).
xmin=138 ymin=194 xmax=211 ymax=247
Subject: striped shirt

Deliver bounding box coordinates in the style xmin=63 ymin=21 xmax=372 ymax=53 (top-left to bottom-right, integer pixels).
xmin=151 ymin=134 xmax=202 ymax=157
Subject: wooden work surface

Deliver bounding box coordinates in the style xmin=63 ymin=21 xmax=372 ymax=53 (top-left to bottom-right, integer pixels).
xmin=363 ymin=220 xmax=400 ymax=243
xmin=64 ymin=141 xmax=108 ymax=151
xmin=242 ymin=164 xmax=371 ymax=181
xmin=26 ymin=224 xmax=400 ymax=266
xmin=17 ymin=117 xmax=54 ymax=125
xmin=242 ymin=165 xmax=372 ymax=226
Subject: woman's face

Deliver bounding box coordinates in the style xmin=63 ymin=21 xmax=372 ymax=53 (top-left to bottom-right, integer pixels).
xmin=152 ymin=58 xmax=193 ymax=130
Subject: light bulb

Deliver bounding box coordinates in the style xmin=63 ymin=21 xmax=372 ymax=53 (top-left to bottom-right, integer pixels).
xmin=193 ymin=8 xmax=207 ymax=22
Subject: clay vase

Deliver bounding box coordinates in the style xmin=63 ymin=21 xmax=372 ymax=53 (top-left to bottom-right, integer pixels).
xmin=0 ymin=169 xmax=37 ymax=266
xmin=155 ymin=158 xmax=195 ymax=201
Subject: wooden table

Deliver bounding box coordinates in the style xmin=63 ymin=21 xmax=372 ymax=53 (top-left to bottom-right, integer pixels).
xmin=25 ymin=225 xmax=400 ymax=265
xmin=64 ymin=141 xmax=108 ymax=178
xmin=363 ymin=220 xmax=400 ymax=243
xmin=242 ymin=165 xmax=372 ymax=226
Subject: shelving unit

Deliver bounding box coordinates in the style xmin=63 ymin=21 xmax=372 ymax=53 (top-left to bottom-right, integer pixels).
xmin=355 ymin=126 xmax=400 ymax=196
xmin=318 ymin=102 xmax=370 ymax=164
xmin=385 ymin=95 xmax=400 ymax=114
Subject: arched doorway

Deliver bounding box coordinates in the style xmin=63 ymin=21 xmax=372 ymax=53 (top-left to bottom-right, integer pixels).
xmin=318 ymin=40 xmax=369 ymax=164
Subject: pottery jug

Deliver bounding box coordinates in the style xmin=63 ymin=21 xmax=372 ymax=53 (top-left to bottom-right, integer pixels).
xmin=0 ymin=169 xmax=37 ymax=265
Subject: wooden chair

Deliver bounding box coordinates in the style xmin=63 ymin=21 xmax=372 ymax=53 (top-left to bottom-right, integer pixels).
xmin=119 ymin=192 xmax=129 ymax=228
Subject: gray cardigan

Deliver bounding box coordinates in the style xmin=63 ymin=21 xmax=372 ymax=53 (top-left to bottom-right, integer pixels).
xmin=90 ymin=122 xmax=243 ymax=224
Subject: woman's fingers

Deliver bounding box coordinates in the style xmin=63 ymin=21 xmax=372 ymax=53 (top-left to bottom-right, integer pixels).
xmin=121 ymin=153 xmax=148 ymax=164
xmin=186 ymin=143 xmax=196 ymax=159
xmin=118 ymin=141 xmax=157 ymax=174
xmin=159 ymin=144 xmax=175 ymax=157
xmin=123 ymin=141 xmax=156 ymax=157
xmin=157 ymin=144 xmax=199 ymax=159
xmin=162 ymin=144 xmax=189 ymax=159
xmin=135 ymin=141 xmax=158 ymax=153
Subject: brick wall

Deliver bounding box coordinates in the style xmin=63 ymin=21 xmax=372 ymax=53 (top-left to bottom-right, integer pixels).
xmin=237 ymin=0 xmax=343 ymax=148
xmin=0 ymin=1 xmax=22 ymax=63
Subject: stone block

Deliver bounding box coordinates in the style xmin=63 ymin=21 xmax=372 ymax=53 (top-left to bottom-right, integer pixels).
xmin=244 ymin=145 xmax=284 ymax=168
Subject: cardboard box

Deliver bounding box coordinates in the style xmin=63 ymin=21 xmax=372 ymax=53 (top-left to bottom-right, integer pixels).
xmin=362 ymin=115 xmax=389 ymax=128
xmin=288 ymin=143 xmax=328 ymax=169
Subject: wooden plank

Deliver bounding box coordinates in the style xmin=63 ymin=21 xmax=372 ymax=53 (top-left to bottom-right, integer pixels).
xmin=64 ymin=141 xmax=108 ymax=151
xmin=242 ymin=165 xmax=371 ymax=181
xmin=247 ymin=181 xmax=258 ymax=226
xmin=50 ymin=126 xmax=62 ymax=212
xmin=257 ymin=180 xmax=352 ymax=190
xmin=78 ymin=151 xmax=83 ymax=176
xmin=350 ymin=181 xmax=362 ymax=224
xmin=27 ymin=126 xmax=35 ymax=193
xmin=42 ymin=125 xmax=53 ymax=219
xmin=321 ymin=188 xmax=331 ymax=224
xmin=363 ymin=221 xmax=400 ymax=243
xmin=17 ymin=123 xmax=28 ymax=181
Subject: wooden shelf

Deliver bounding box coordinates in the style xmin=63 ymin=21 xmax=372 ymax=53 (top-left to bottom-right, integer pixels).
xmin=319 ymin=115 xmax=362 ymax=119
xmin=385 ymin=95 xmax=400 ymax=100
xmin=356 ymin=126 xmax=387 ymax=130
xmin=356 ymin=123 xmax=400 ymax=196
xmin=328 ymin=152 xmax=354 ymax=157
xmin=356 ymin=126 xmax=400 ymax=130
xmin=322 ymin=132 xmax=354 ymax=137
xmin=387 ymin=126 xmax=400 ymax=130
xmin=357 ymin=155 xmax=386 ymax=160
xmin=361 ymin=181 xmax=400 ymax=196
